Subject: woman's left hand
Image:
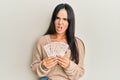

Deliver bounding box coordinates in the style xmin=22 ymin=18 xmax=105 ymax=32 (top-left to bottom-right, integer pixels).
xmin=57 ymin=56 xmax=70 ymax=69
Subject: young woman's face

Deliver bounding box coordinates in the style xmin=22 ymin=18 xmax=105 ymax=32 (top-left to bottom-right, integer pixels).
xmin=54 ymin=9 xmax=69 ymax=35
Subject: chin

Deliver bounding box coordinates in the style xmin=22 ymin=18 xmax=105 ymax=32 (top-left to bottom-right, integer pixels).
xmin=56 ymin=30 xmax=61 ymax=33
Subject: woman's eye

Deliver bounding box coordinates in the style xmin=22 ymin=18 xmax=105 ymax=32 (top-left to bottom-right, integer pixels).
xmin=56 ymin=17 xmax=60 ymax=19
xmin=55 ymin=17 xmax=68 ymax=22
xmin=63 ymin=18 xmax=68 ymax=21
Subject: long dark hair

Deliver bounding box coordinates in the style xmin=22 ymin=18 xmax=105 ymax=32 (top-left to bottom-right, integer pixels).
xmin=45 ymin=3 xmax=79 ymax=64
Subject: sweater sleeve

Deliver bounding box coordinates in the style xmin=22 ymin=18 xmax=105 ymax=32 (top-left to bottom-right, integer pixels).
xmin=64 ymin=38 xmax=85 ymax=80
xmin=30 ymin=39 xmax=51 ymax=77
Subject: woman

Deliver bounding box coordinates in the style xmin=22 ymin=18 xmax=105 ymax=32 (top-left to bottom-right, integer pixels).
xmin=31 ymin=3 xmax=85 ymax=80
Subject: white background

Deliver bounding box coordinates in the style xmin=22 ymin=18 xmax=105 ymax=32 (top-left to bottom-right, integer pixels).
xmin=0 ymin=0 xmax=120 ymax=80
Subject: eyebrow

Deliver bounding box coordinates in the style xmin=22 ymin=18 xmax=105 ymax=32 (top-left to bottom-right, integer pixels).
xmin=56 ymin=16 xmax=68 ymax=20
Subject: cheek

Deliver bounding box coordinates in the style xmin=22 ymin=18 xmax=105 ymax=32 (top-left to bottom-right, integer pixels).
xmin=64 ymin=23 xmax=69 ymax=29
xmin=54 ymin=21 xmax=58 ymax=26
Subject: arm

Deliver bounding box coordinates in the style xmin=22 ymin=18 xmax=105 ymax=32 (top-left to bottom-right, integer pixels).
xmin=30 ymin=40 xmax=51 ymax=77
xmin=64 ymin=38 xmax=85 ymax=80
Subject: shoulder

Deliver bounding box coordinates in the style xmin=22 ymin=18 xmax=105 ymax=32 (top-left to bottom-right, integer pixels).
xmin=37 ymin=35 xmax=50 ymax=45
xmin=75 ymin=36 xmax=85 ymax=52
xmin=75 ymin=37 xmax=84 ymax=46
xmin=38 ymin=35 xmax=49 ymax=41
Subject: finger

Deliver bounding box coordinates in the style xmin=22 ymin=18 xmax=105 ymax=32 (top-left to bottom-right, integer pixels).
xmin=47 ymin=57 xmax=57 ymax=63
xmin=46 ymin=60 xmax=58 ymax=69
xmin=42 ymin=57 xmax=56 ymax=68
xmin=58 ymin=61 xmax=70 ymax=68
xmin=58 ymin=61 xmax=67 ymax=68
xmin=58 ymin=60 xmax=65 ymax=66
xmin=43 ymin=56 xmax=56 ymax=64
xmin=57 ymin=56 xmax=67 ymax=63
xmin=47 ymin=56 xmax=57 ymax=60
xmin=44 ymin=57 xmax=58 ymax=68
xmin=57 ymin=56 xmax=70 ymax=68
xmin=47 ymin=59 xmax=58 ymax=65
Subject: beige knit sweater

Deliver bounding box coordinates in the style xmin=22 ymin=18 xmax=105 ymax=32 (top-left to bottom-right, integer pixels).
xmin=31 ymin=35 xmax=85 ymax=80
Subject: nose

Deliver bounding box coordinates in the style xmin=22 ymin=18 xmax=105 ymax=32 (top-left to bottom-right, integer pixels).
xmin=58 ymin=19 xmax=63 ymax=25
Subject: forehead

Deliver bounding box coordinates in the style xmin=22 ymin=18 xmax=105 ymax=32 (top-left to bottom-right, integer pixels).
xmin=57 ymin=9 xmax=68 ymax=18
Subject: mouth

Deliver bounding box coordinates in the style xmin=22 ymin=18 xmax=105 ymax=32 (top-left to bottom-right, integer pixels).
xmin=56 ymin=26 xmax=62 ymax=31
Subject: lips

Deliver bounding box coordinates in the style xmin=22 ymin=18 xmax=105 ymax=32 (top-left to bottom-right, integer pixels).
xmin=56 ymin=26 xmax=62 ymax=31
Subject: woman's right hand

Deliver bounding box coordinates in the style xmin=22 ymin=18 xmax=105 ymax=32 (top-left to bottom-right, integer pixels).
xmin=42 ymin=56 xmax=58 ymax=69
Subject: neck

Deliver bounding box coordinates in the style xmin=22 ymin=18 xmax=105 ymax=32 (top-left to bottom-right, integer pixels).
xmin=54 ymin=33 xmax=66 ymax=40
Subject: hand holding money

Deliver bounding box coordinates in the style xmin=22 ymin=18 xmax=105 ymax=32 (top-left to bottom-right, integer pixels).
xmin=42 ymin=56 xmax=58 ymax=69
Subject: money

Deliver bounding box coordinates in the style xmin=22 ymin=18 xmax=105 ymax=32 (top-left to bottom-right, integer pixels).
xmin=44 ymin=42 xmax=68 ymax=56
